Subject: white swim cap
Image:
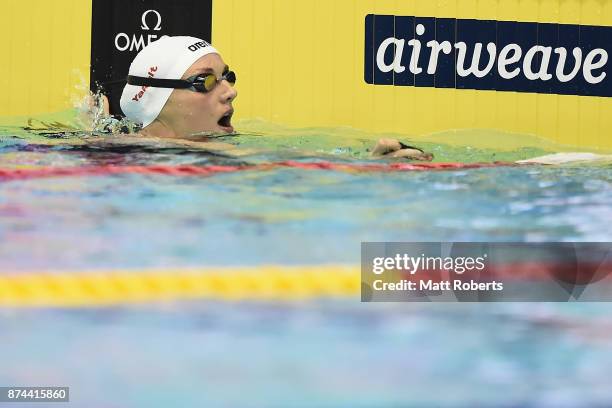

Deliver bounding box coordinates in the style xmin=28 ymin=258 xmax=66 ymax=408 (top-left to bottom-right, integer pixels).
xmin=120 ymin=36 xmax=218 ymax=127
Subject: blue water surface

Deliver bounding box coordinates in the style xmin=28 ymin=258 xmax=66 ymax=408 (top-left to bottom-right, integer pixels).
xmin=1 ymin=131 xmax=611 ymax=407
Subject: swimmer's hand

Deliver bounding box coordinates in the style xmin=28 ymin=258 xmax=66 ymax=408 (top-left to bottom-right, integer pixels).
xmin=371 ymin=138 xmax=433 ymax=161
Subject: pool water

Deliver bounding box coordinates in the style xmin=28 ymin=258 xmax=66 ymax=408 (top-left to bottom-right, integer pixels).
xmin=1 ymin=116 xmax=612 ymax=407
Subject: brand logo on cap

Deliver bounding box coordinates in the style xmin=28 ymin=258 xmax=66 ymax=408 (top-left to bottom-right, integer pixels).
xmin=131 ymin=66 xmax=158 ymax=102
xmin=188 ymin=40 xmax=210 ymax=52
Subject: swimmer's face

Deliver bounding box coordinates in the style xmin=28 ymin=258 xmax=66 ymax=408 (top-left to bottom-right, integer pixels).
xmin=158 ymin=53 xmax=237 ymax=137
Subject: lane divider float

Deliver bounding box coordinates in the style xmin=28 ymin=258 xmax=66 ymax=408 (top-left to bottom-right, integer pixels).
xmin=2 ymin=261 xmax=609 ymax=308
xmin=0 ymin=266 xmax=360 ymax=308
xmin=0 ymin=161 xmax=516 ymax=182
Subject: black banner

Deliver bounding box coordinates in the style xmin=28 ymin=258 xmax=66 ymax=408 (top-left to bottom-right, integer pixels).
xmin=90 ymin=0 xmax=213 ymax=115
xmin=365 ymin=15 xmax=612 ymax=98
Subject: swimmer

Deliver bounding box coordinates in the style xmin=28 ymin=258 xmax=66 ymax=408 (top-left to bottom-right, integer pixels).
xmin=120 ymin=36 xmax=237 ymax=139
xmin=103 ymin=35 xmax=432 ymax=160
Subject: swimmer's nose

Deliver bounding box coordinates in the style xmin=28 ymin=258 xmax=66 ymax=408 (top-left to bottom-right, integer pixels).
xmin=220 ymin=80 xmax=237 ymax=103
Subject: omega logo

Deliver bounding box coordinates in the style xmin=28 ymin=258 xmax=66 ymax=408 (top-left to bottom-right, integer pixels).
xmin=115 ymin=9 xmax=163 ymax=52
xmin=140 ymin=9 xmax=162 ymax=31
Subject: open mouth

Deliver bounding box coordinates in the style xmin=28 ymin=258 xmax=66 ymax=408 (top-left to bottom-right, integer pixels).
xmin=217 ymin=110 xmax=234 ymax=132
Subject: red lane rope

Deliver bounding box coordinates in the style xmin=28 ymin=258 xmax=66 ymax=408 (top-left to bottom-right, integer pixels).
xmin=0 ymin=161 xmax=516 ymax=182
xmin=397 ymin=262 xmax=612 ymax=284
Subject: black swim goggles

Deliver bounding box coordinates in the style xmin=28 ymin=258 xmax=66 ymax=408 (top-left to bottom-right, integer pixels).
xmin=127 ymin=68 xmax=236 ymax=93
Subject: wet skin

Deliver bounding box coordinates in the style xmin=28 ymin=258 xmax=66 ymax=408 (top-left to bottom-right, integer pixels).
xmin=140 ymin=53 xmax=238 ymax=139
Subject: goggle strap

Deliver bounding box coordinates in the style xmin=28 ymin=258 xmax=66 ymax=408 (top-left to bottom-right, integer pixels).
xmin=127 ymin=75 xmax=192 ymax=89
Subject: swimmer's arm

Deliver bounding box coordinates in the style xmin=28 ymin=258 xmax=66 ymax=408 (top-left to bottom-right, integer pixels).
xmin=86 ymin=134 xmax=432 ymax=160
xmin=87 ymin=134 xmax=261 ymax=157
xmin=180 ymin=137 xmax=434 ymax=160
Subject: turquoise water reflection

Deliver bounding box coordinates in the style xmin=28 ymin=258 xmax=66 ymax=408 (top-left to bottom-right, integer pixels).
xmin=0 ymin=155 xmax=611 ymax=269
xmin=1 ymin=303 xmax=612 ymax=407
xmin=1 ymin=132 xmax=611 ymax=407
